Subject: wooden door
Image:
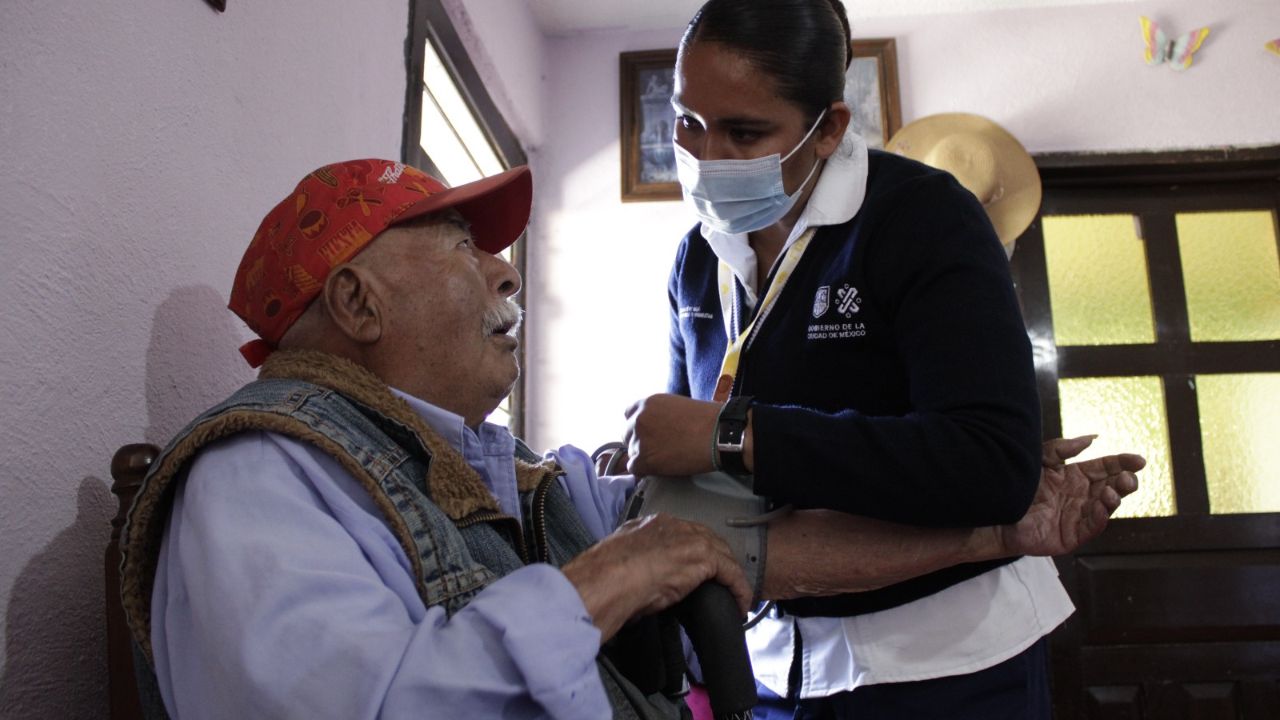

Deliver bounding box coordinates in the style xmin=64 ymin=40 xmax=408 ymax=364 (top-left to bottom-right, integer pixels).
xmin=1011 ymin=148 xmax=1280 ymax=719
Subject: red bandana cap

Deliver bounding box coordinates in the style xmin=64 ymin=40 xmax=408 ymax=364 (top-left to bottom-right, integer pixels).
xmin=229 ymin=159 xmax=532 ymax=367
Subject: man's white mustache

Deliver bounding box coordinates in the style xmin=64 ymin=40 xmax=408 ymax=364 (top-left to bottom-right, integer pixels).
xmin=482 ymin=299 xmax=524 ymax=336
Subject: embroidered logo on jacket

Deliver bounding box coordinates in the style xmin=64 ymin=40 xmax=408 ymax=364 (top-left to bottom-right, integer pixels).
xmin=806 ymin=284 xmax=867 ymax=342
xmin=836 ymin=284 xmax=862 ymax=317
xmin=812 ymin=286 xmax=830 ymax=319
xmin=679 ymin=306 xmax=714 ymax=321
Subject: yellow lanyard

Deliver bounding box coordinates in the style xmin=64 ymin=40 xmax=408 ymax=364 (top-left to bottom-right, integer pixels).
xmin=713 ymin=227 xmax=817 ymax=402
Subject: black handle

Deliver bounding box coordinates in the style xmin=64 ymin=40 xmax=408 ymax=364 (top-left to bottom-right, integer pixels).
xmin=675 ymin=582 xmax=757 ymax=720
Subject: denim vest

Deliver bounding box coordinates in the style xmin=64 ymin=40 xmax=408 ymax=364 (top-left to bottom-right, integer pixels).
xmin=120 ymin=350 xmax=683 ymax=720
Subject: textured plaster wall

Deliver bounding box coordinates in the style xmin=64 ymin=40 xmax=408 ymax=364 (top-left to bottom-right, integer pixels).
xmin=0 ymin=1 xmax=406 ymax=717
xmin=520 ymin=0 xmax=1280 ymax=453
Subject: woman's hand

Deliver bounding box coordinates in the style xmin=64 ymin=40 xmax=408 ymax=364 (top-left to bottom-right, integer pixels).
xmin=623 ymin=394 xmax=726 ymax=477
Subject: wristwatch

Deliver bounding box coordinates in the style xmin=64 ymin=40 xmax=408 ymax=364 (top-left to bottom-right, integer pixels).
xmin=713 ymin=395 xmax=754 ymax=477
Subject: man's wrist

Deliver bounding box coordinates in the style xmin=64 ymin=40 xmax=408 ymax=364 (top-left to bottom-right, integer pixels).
xmin=561 ymin=552 xmax=639 ymax=644
xmin=963 ymin=525 xmax=1008 ymax=563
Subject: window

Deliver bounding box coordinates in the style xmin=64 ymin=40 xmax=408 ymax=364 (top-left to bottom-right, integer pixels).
xmin=1012 ymin=148 xmax=1280 ymax=518
xmin=404 ymin=0 xmax=529 ymax=434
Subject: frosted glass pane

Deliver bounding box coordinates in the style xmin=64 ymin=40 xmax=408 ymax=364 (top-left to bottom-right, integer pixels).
xmin=1177 ymin=211 xmax=1280 ymax=342
xmin=1059 ymin=377 xmax=1175 ymax=518
xmin=1043 ymin=215 xmax=1156 ymax=346
xmin=1197 ymin=373 xmax=1280 ymax=514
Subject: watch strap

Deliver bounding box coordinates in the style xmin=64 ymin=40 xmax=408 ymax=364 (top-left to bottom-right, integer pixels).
xmin=713 ymin=395 xmax=754 ymax=477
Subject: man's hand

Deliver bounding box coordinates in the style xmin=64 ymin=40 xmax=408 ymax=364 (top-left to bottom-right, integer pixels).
xmin=623 ymin=394 xmax=722 ymax=477
xmin=1000 ymin=436 xmax=1144 ymax=557
xmin=560 ymin=513 xmax=752 ymax=644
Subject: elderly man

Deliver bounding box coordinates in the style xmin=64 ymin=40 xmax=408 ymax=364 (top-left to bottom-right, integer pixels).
xmin=120 ymin=158 xmax=1139 ymax=720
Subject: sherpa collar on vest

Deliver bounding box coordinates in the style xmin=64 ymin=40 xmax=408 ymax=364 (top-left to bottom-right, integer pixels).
xmin=256 ymin=349 xmax=556 ymax=515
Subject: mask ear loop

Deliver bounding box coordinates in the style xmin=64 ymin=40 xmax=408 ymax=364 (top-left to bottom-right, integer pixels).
xmin=776 ymin=108 xmax=830 ymax=205
xmin=780 ymin=108 xmax=829 ymax=164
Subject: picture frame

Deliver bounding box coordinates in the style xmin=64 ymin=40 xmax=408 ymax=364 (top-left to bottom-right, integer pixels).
xmin=619 ymin=49 xmax=680 ymax=202
xmin=847 ymin=38 xmax=902 ymax=150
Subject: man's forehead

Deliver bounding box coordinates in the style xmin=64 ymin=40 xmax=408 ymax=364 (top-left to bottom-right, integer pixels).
xmin=394 ymin=207 xmax=470 ymax=231
xmin=437 ymin=208 xmax=469 ymax=227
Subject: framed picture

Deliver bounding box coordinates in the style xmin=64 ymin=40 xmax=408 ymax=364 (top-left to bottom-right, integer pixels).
xmin=620 ymin=49 xmax=680 ymax=202
xmin=847 ymin=38 xmax=902 ymax=150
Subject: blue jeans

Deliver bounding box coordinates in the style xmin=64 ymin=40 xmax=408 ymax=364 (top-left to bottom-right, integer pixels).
xmin=753 ymin=637 xmax=1051 ymax=720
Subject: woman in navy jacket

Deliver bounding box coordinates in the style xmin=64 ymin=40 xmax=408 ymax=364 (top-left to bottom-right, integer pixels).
xmin=624 ymin=1 xmax=1071 ymax=717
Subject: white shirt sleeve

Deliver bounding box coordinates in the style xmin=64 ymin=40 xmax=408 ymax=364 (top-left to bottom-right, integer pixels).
xmin=545 ymin=444 xmax=637 ymax=540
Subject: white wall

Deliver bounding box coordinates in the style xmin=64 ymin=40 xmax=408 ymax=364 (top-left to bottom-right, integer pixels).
xmin=525 ymin=27 xmax=699 ymax=455
xmin=519 ymin=0 xmax=1280 ymax=454
xmin=0 ymin=1 xmax=406 ymax=716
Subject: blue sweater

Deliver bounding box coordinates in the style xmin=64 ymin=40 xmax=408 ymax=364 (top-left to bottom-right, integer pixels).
xmin=667 ymin=150 xmax=1042 ymax=616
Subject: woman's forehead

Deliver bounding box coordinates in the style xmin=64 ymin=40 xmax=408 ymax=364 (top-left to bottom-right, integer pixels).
xmin=674 ymin=41 xmax=796 ymax=123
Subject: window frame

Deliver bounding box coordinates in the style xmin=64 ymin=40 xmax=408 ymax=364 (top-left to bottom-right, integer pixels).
xmin=1011 ymin=146 xmax=1280 ymax=519
xmin=403 ymin=0 xmax=530 ymax=436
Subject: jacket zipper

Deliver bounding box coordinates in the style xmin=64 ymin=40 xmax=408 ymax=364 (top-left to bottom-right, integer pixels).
xmin=530 ymin=473 xmax=557 ymax=563
xmin=452 ymin=472 xmax=560 ymax=565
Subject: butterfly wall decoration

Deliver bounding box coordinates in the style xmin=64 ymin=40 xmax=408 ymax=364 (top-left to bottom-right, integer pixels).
xmin=1140 ymin=16 xmax=1210 ymax=70
xmin=1266 ymin=38 xmax=1280 ymax=57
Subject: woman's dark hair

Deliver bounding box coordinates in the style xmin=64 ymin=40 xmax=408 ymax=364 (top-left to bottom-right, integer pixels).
xmin=681 ymin=0 xmax=854 ymax=122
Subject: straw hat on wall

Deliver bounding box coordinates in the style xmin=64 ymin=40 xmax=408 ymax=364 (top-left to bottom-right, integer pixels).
xmin=887 ymin=113 xmax=1041 ymax=257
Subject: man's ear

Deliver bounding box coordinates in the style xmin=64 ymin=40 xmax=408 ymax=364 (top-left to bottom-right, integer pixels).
xmin=816 ymin=101 xmax=852 ymax=159
xmin=321 ymin=264 xmax=383 ymax=345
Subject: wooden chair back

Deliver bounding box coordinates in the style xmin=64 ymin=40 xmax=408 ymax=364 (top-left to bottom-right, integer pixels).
xmin=106 ymin=443 xmax=159 ymax=720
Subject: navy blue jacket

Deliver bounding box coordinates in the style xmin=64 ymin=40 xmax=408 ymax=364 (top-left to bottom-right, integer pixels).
xmin=667 ymin=150 xmax=1042 ymax=616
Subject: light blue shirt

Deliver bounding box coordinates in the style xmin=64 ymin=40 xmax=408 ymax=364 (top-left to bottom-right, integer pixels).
xmin=151 ymin=389 xmax=635 ymax=720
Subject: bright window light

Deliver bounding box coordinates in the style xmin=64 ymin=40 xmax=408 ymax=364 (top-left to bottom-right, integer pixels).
xmin=420 ymin=40 xmax=505 ymax=186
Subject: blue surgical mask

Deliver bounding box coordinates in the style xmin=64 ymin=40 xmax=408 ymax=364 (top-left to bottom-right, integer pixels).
xmin=675 ymin=110 xmax=827 ymax=235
